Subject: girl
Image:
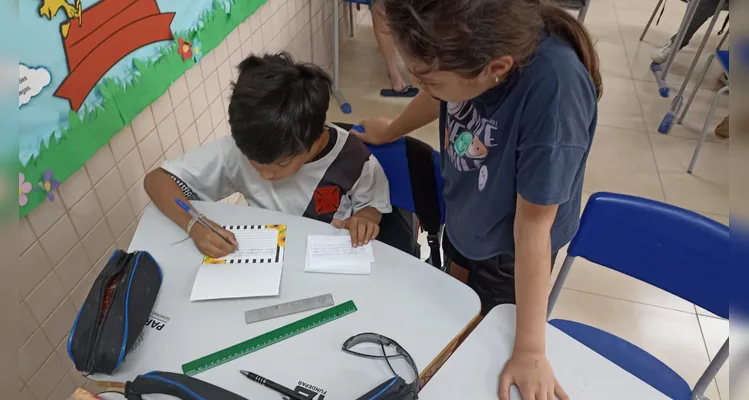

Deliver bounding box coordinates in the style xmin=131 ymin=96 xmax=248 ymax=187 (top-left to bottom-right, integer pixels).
xmin=353 ymin=1 xmax=601 ymax=399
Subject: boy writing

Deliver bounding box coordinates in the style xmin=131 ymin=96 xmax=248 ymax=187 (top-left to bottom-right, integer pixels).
xmin=144 ymin=53 xmax=391 ymax=258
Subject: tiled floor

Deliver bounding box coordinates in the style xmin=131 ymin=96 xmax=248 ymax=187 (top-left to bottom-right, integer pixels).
xmin=333 ymin=1 xmax=729 ymax=399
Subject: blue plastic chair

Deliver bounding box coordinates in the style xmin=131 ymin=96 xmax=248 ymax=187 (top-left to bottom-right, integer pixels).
xmin=335 ymin=123 xmax=446 ymax=267
xmin=547 ymin=192 xmax=729 ymax=400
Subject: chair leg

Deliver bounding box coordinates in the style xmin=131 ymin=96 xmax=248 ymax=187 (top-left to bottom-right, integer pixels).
xmin=688 ymin=85 xmax=729 ymax=174
xmin=679 ymin=53 xmax=715 ymax=124
xmin=547 ymin=255 xmax=575 ymax=320
xmin=691 ymin=338 xmax=729 ymax=399
xmin=639 ymin=0 xmax=665 ymax=41
xmin=577 ymin=0 xmax=590 ymax=23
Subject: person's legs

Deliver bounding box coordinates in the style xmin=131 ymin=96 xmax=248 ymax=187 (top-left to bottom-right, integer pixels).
xmin=652 ymin=0 xmax=722 ymax=63
xmin=371 ymin=1 xmax=407 ymax=92
xmin=443 ymin=232 xmax=558 ymax=316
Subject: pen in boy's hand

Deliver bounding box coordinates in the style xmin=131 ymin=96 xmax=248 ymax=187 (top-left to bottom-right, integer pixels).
xmin=174 ymin=199 xmax=237 ymax=248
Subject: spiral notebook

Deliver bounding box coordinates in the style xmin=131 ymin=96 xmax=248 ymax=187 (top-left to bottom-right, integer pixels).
xmin=190 ymin=225 xmax=287 ymax=301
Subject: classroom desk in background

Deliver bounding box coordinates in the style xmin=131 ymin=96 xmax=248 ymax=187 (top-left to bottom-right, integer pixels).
xmin=92 ymin=202 xmax=480 ymax=399
xmin=419 ymin=304 xmax=670 ymax=399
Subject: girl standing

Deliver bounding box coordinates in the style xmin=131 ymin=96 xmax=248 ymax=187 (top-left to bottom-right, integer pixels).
xmin=353 ymin=1 xmax=602 ymax=399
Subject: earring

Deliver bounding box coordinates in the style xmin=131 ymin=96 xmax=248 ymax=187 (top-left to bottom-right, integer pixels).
xmin=493 ymin=76 xmax=499 ymax=83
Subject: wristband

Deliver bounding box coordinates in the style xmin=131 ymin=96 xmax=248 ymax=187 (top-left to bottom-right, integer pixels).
xmin=186 ymin=217 xmax=198 ymax=235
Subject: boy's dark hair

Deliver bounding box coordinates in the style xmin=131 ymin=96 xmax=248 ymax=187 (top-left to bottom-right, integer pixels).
xmin=382 ymin=0 xmax=602 ymax=99
xmin=228 ymin=52 xmax=333 ymax=164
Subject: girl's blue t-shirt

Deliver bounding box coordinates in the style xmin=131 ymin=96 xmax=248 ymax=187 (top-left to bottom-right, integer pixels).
xmin=439 ymin=33 xmax=598 ymax=260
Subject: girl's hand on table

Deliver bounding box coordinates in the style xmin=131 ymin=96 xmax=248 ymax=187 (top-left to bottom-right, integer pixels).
xmin=498 ymin=351 xmax=568 ymax=400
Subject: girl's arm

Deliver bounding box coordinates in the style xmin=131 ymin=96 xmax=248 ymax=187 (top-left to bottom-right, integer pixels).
xmin=499 ymin=194 xmax=568 ymax=400
xmin=513 ymin=194 xmax=555 ymax=352
xmin=355 ymin=90 xmax=441 ymax=145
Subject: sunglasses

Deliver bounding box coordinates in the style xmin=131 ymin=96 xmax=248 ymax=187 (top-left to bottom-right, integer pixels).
xmin=342 ymin=333 xmax=419 ymax=400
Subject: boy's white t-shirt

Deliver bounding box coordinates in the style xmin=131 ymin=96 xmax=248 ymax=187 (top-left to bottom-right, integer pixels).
xmin=160 ymin=124 xmax=392 ymax=222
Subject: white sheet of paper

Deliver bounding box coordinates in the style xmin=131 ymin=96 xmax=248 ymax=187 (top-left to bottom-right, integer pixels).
xmin=305 ymin=235 xmax=374 ymax=275
xmin=190 ymin=226 xmax=284 ymax=301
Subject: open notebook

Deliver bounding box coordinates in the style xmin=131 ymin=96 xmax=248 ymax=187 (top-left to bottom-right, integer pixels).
xmin=190 ymin=225 xmax=287 ymax=301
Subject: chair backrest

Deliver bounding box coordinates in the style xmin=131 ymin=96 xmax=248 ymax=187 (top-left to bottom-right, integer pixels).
xmin=567 ymin=192 xmax=729 ymax=318
xmin=716 ymin=49 xmax=729 ymax=74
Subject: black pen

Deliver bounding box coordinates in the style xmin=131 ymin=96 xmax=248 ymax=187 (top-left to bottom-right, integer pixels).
xmin=240 ymin=370 xmax=305 ymax=400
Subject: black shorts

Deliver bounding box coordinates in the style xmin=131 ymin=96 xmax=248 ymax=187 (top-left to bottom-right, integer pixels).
xmin=442 ymin=233 xmax=557 ymax=315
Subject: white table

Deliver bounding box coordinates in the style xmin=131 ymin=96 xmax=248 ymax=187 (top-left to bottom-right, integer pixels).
xmin=419 ymin=305 xmax=669 ymax=400
xmin=96 ymin=202 xmax=480 ymax=399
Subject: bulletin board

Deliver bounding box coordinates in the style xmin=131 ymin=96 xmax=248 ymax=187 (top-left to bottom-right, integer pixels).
xmin=18 ymin=0 xmax=265 ymax=217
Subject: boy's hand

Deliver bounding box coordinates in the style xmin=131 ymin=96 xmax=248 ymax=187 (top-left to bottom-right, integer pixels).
xmin=188 ymin=218 xmax=238 ymax=258
xmin=332 ymin=216 xmax=380 ymax=248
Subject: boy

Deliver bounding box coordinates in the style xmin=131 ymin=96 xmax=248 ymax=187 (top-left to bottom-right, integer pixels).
xmin=144 ymin=53 xmax=392 ymax=258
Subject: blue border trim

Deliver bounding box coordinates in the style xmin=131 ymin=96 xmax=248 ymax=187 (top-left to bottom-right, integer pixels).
xmin=367 ymin=377 xmax=399 ymax=400
xmin=67 ymin=249 xmax=121 ymax=364
xmin=116 ymin=252 xmax=143 ymax=368
xmin=142 ymin=372 xmax=208 ymax=400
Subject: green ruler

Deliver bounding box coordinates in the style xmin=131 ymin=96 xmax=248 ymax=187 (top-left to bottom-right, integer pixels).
xmin=182 ymin=300 xmax=358 ymax=376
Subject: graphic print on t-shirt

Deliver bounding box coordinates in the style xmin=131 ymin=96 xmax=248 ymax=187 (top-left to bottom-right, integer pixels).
xmin=314 ymin=186 xmax=341 ymax=215
xmin=445 ymin=100 xmax=499 ymax=190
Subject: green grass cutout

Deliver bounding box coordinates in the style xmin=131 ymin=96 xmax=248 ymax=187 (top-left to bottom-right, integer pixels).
xmin=19 ymin=0 xmax=266 ymax=218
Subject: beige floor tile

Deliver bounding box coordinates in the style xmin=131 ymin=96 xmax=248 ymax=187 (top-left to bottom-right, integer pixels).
xmin=550 ymin=289 xmax=720 ymax=399
xmin=597 ymin=75 xmax=647 ymax=131
xmin=553 ymin=247 xmax=695 ymax=313
xmin=596 ymin=42 xmax=633 ymax=80
xmin=583 ymin=126 xmax=664 ymax=201
xmin=649 ymin=133 xmax=728 ymax=215
xmin=634 ymin=80 xmax=729 ymax=142
xmin=698 ymin=315 xmax=729 ymax=399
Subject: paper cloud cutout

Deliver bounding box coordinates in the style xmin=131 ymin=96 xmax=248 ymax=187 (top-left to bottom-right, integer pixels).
xmin=19 ymin=64 xmax=51 ymax=107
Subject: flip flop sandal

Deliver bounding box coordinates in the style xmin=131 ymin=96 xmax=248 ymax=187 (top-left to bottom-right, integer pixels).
xmin=380 ymin=85 xmax=419 ymax=98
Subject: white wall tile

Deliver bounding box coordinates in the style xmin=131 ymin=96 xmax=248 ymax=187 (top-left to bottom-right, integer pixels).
xmin=95 ymin=168 xmax=127 ymax=213
xmin=127 ymin=178 xmax=151 ymax=219
xmin=19 ymin=243 xmax=53 ymax=299
xmin=18 ymin=303 xmax=38 ymax=345
xmin=69 ymin=268 xmax=97 ymax=309
xmin=117 ymin=149 xmax=146 ymax=190
xmin=40 ymin=299 xmax=77 ymax=347
xmin=156 ymin=114 xmax=180 ymax=154
xmin=181 ymin=124 xmax=201 ymax=152
xmin=106 ymin=198 xmax=136 ymax=239
xmin=117 ymin=222 xmax=138 ymax=250
xmin=49 ymin=374 xmax=78 ymax=400
xmin=138 ymin=129 xmax=165 ymax=168
xmin=217 ymin=60 xmax=233 ymax=91
xmin=200 ymin=51 xmax=218 ymax=78
xmin=196 ymin=110 xmax=214 ymax=144
xmin=240 ymin=36 xmax=254 ymax=59
xmin=184 ymin=64 xmax=204 ymax=93
xmin=204 ymin=71 xmax=222 ymax=104
xmin=250 ymin=10 xmax=262 ymax=33
xmin=28 ymin=354 xmax=67 ymax=400
xmin=151 ymin=92 xmax=174 ymax=124
xmin=214 ymin=119 xmax=230 ymax=139
xmin=253 ymin=27 xmax=266 ymax=53
xmin=169 ymin=75 xmax=190 ymax=108
xmin=18 ymin=217 xmax=36 ymax=256
xmin=213 ymin=39 xmax=230 ymax=65
xmin=54 ymin=244 xmax=92 ymax=294
xmin=38 ymin=215 xmax=79 ymax=266
xmin=109 ymin=126 xmax=137 ymax=163
xmin=209 ymin=98 xmax=224 ymax=129
xmin=226 ymin=29 xmax=241 ymax=53
xmin=239 ymin=19 xmax=253 ymax=44
xmin=81 ymin=219 xmax=116 ymax=265
xmin=164 ymin=139 xmax=184 ymax=161
xmin=57 ymin=168 xmax=92 ymax=210
xmin=85 ymin=145 xmax=116 ymax=185
xmin=25 ymin=272 xmax=66 ymax=326
xmin=19 ymin=329 xmax=53 ymax=381
xmin=68 ymin=190 xmax=104 ymax=239
xmin=229 ymin=50 xmax=243 ymax=81
xmin=189 ymin=85 xmax=210 ymax=120
xmin=174 ymin=97 xmax=195 ymax=134
xmin=131 ymin=107 xmax=156 ymax=143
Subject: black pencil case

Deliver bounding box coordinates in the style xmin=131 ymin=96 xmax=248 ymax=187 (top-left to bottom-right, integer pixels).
xmin=67 ymin=249 xmax=163 ymax=375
